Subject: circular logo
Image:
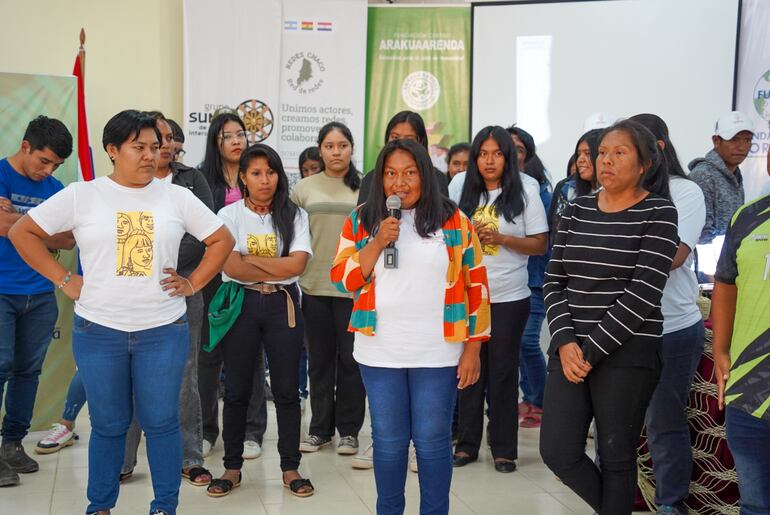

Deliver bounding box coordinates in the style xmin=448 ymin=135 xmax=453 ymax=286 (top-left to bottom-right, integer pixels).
xmin=285 ymin=51 xmax=325 ymax=95
xmin=754 ymin=70 xmax=770 ymax=121
xmin=401 ymin=71 xmax=440 ymax=111
xmin=237 ymin=99 xmax=274 ymax=143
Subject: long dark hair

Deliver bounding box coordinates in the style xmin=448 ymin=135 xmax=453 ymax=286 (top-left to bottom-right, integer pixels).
xmin=459 ymin=126 xmax=526 ymax=223
xmin=317 ymin=121 xmax=361 ymax=191
xmin=298 ymin=146 xmax=321 ymax=177
xmin=360 ymin=139 xmax=455 ymax=237
xmin=507 ymin=125 xmax=550 ymax=187
xmin=237 ymin=144 xmax=298 ymax=256
xmin=199 ymin=112 xmax=247 ymax=190
xmin=573 ymin=129 xmax=602 ymax=196
xmin=629 ymin=113 xmax=688 ymax=180
xmin=598 ymin=119 xmax=669 ymax=199
xmin=384 ymin=111 xmax=428 ymax=149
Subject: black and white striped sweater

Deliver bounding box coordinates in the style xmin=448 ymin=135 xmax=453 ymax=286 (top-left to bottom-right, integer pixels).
xmin=544 ymin=194 xmax=679 ymax=368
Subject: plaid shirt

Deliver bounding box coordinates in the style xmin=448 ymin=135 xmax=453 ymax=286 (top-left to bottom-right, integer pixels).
xmin=331 ymin=207 xmax=491 ymax=343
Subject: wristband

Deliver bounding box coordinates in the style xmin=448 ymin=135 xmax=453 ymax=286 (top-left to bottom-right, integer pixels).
xmin=57 ymin=272 xmax=72 ymax=289
xmin=182 ymin=277 xmax=196 ymax=295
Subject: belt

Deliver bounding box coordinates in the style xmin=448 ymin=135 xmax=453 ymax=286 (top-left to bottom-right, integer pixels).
xmin=243 ymin=282 xmax=296 ymax=328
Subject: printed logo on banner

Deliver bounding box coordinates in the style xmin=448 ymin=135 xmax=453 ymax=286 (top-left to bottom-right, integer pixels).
xmin=283 ymin=20 xmax=333 ymax=32
xmin=401 ymin=71 xmax=441 ymax=111
xmin=237 ymin=99 xmax=275 ymax=143
xmin=755 ymin=70 xmax=770 ymax=121
xmin=285 ymin=51 xmax=326 ymax=94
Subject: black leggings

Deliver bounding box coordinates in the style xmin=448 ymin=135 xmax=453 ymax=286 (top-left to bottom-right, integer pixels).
xmin=539 ymin=359 xmax=659 ymax=514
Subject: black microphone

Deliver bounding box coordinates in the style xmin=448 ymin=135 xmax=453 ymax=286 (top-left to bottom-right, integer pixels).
xmin=384 ymin=194 xmax=401 ymax=269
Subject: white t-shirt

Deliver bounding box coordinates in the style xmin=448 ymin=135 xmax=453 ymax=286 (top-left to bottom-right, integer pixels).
xmin=28 ymin=176 xmax=223 ymax=332
xmin=217 ymin=201 xmax=312 ymax=285
xmin=449 ymin=173 xmax=548 ymax=303
xmin=353 ymin=209 xmax=462 ymax=368
xmin=662 ymin=177 xmax=706 ymax=334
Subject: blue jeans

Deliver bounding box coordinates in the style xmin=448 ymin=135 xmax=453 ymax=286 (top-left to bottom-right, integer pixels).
xmin=73 ymin=314 xmax=189 ymax=515
xmin=62 ymin=370 xmax=87 ymax=422
xmin=0 ymin=292 xmax=58 ymax=442
xmin=644 ymin=320 xmax=704 ymax=506
xmin=519 ymin=288 xmax=546 ymax=407
xmin=726 ymin=406 xmax=770 ymax=515
xmin=359 ymin=364 xmax=457 ymax=515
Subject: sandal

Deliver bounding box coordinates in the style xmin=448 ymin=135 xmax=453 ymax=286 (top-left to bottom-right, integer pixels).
xmin=182 ymin=466 xmax=212 ymax=486
xmin=206 ymin=472 xmax=241 ymax=498
xmin=283 ymin=477 xmax=314 ymax=497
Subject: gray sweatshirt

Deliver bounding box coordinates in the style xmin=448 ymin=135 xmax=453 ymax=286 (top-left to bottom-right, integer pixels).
xmin=688 ymin=149 xmax=744 ymax=244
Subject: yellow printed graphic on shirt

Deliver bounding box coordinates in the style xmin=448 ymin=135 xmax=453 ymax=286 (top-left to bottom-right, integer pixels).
xmin=116 ymin=211 xmax=154 ymax=277
xmin=473 ymin=205 xmax=499 ymax=256
xmin=247 ymin=233 xmax=277 ymax=257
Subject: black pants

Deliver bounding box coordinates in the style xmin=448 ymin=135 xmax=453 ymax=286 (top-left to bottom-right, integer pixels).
xmin=221 ymin=286 xmax=303 ymax=471
xmin=199 ymin=276 xmax=266 ymax=445
xmin=539 ymin=359 xmax=660 ymax=514
xmin=302 ymin=293 xmax=365 ymax=439
xmin=456 ymin=298 xmax=529 ymax=460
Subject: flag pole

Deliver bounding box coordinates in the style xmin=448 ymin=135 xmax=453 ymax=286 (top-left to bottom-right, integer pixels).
xmin=78 ymin=28 xmax=86 ymax=78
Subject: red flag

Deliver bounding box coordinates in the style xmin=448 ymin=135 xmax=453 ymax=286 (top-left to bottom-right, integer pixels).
xmin=73 ymin=56 xmax=94 ymax=181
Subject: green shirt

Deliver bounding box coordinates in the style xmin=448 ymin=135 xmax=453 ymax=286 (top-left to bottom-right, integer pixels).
xmin=291 ymin=172 xmax=358 ymax=297
xmin=715 ymin=194 xmax=770 ymax=421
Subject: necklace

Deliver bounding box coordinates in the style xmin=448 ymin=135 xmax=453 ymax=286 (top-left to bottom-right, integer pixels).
xmin=246 ymin=197 xmax=271 ymax=221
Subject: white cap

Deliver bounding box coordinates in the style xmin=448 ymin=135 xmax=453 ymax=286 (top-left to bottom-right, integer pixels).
xmin=714 ymin=111 xmax=755 ymax=140
xmin=583 ymin=112 xmax=616 ymax=131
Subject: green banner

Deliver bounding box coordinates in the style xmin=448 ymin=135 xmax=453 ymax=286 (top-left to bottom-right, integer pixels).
xmin=0 ymin=72 xmax=78 ymax=432
xmin=364 ymin=6 xmax=471 ymax=173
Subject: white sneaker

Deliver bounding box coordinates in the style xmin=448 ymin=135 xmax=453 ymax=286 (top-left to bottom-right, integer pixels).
xmin=337 ymin=435 xmax=359 ymax=455
xmin=202 ymin=439 xmax=213 ymax=458
xmin=351 ymin=443 xmax=373 ymax=469
xmin=35 ymin=423 xmax=77 ymax=454
xmin=243 ymin=440 xmax=262 ymax=459
xmin=409 ymin=445 xmax=418 ymax=473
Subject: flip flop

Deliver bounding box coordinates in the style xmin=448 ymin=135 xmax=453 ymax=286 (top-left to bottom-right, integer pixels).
xmin=283 ymin=477 xmax=314 ymax=497
xmin=206 ymin=472 xmax=242 ymax=498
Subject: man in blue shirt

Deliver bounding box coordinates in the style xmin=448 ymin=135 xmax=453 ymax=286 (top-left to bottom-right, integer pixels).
xmin=0 ymin=116 xmax=74 ymax=487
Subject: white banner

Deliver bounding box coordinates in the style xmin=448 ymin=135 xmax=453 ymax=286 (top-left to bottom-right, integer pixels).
xmin=183 ymin=0 xmax=367 ymax=183
xmin=736 ymin=0 xmax=770 ymax=200
xmin=278 ymin=0 xmax=367 ymax=182
xmin=183 ymin=0 xmax=283 ymax=167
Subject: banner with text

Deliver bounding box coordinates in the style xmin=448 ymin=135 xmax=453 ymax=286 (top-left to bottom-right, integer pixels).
xmin=736 ymin=0 xmax=770 ymax=199
xmin=0 ymin=72 xmax=78 ymax=431
xmin=279 ymin=0 xmax=367 ymax=182
xmin=364 ymin=6 xmax=471 ymax=173
xmin=183 ymin=0 xmax=282 ymax=167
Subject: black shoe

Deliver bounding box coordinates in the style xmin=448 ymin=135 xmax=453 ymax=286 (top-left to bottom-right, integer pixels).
xmin=452 ymin=454 xmax=477 ymax=467
xmin=0 ymin=458 xmax=20 ymax=486
xmin=494 ymin=459 xmax=517 ymax=473
xmin=0 ymin=441 xmax=38 ymax=473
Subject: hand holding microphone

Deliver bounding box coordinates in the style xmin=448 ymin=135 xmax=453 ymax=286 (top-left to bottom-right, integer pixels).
xmin=380 ymin=195 xmax=402 ymax=268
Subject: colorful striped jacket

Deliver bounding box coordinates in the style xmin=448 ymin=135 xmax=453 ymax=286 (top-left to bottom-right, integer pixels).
xmin=330 ymin=207 xmax=491 ymax=343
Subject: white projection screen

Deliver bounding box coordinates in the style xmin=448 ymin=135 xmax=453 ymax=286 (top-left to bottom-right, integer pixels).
xmin=471 ymin=0 xmax=740 ymax=177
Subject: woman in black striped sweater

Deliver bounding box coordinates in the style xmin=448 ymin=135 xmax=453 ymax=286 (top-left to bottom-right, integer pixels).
xmin=539 ymin=120 xmax=679 ymax=515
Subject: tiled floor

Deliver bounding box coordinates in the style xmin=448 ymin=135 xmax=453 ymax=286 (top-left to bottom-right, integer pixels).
xmin=5 ymin=402 xmax=651 ymax=515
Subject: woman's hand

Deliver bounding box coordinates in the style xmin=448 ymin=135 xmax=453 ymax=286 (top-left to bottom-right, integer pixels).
xmin=457 ymin=343 xmax=481 ymax=389
xmin=60 ymin=273 xmax=83 ymax=301
xmin=476 ymin=224 xmax=502 ymax=246
xmin=372 ymin=216 xmax=400 ymax=250
xmin=714 ymin=350 xmax=731 ymax=410
xmin=558 ymin=342 xmax=592 ymax=384
xmin=161 ymin=268 xmax=195 ymax=297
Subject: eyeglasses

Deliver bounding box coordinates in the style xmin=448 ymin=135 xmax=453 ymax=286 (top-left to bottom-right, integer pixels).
xmin=220 ymin=131 xmax=247 ymax=142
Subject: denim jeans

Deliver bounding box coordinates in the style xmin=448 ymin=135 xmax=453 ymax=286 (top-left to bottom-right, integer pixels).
xmin=62 ymin=370 xmax=87 ymax=422
xmin=0 ymin=292 xmax=58 ymax=442
xmin=644 ymin=321 xmax=704 ymax=506
xmin=725 ymin=406 xmax=770 ymax=515
xmin=519 ymin=288 xmax=547 ymax=407
xmin=122 ymin=293 xmax=205 ymax=473
xmin=73 ymin=314 xmax=188 ymax=515
xmin=360 ymin=364 xmax=457 ymax=515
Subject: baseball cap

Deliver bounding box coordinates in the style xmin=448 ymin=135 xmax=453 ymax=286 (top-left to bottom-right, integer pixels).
xmin=714 ymin=111 xmax=755 ymax=140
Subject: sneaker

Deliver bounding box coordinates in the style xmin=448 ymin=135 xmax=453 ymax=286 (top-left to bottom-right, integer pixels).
xmin=408 ymin=445 xmax=418 ymax=473
xmin=300 ymin=397 xmax=306 ymax=413
xmin=657 ymin=504 xmax=687 ymax=515
xmin=300 ymin=435 xmax=332 ymax=453
xmin=337 ymin=436 xmax=359 ymax=455
xmin=351 ymin=443 xmax=373 ymax=469
xmin=0 ymin=441 xmax=38 ymax=473
xmin=202 ymin=439 xmax=213 ymax=458
xmin=0 ymin=458 xmax=19 ymax=487
xmin=151 ymin=510 xmax=169 ymax=515
xmin=243 ymin=440 xmax=262 ymax=459
xmin=35 ymin=423 xmax=78 ymax=454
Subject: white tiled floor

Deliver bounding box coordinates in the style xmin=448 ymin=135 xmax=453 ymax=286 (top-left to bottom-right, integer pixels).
xmin=7 ymin=403 xmax=646 ymax=514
